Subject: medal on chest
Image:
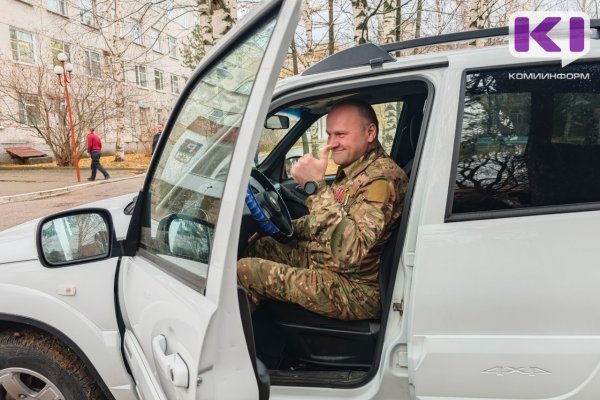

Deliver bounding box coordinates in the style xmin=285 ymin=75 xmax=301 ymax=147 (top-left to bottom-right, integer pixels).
xmin=335 ymin=187 xmax=349 ymax=206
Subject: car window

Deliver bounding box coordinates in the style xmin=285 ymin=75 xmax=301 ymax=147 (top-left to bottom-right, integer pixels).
xmin=139 ymin=17 xmax=277 ymax=287
xmin=451 ymin=62 xmax=600 ymax=217
xmin=256 ymin=108 xmax=304 ymax=164
xmin=285 ymin=102 xmax=401 ymax=175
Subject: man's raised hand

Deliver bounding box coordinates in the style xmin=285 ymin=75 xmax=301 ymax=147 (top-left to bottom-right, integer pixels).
xmin=291 ymin=145 xmax=332 ymax=187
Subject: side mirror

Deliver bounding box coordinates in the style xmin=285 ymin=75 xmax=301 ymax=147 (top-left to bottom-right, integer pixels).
xmin=283 ymin=155 xmax=301 ymax=179
xmin=37 ymin=209 xmax=117 ymax=267
xmin=264 ymin=115 xmax=289 ymax=130
xmin=157 ymin=214 xmax=215 ymax=264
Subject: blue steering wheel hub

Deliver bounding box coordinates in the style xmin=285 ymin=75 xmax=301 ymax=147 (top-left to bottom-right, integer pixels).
xmin=245 ymin=186 xmax=280 ymax=235
xmin=245 ymin=168 xmax=294 ymax=242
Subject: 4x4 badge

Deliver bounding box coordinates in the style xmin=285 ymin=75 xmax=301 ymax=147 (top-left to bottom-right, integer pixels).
xmin=482 ymin=366 xmax=552 ymax=377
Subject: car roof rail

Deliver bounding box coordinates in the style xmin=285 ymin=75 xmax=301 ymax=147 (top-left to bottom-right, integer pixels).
xmin=303 ymin=19 xmax=600 ymax=76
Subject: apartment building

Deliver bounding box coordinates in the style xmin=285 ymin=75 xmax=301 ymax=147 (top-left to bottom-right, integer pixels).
xmin=0 ymin=0 xmax=220 ymax=163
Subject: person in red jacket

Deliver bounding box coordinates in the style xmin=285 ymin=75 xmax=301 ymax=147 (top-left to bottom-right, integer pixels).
xmin=86 ymin=128 xmax=110 ymax=181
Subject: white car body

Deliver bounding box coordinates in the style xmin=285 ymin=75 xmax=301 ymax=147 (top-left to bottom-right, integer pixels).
xmin=2 ymin=3 xmax=600 ymax=399
xmin=0 ymin=193 xmax=138 ymax=400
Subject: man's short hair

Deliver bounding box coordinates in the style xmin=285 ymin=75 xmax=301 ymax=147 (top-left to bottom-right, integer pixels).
xmin=331 ymin=99 xmax=379 ymax=135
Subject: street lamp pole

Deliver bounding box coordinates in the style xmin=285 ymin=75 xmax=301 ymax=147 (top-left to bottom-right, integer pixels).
xmin=53 ymin=52 xmax=81 ymax=182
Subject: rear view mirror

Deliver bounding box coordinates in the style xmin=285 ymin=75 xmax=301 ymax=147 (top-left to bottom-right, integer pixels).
xmin=265 ymin=115 xmax=290 ymax=130
xmin=37 ymin=209 xmax=115 ymax=267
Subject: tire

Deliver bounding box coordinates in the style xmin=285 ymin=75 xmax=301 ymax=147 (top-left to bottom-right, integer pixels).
xmin=0 ymin=329 xmax=109 ymax=400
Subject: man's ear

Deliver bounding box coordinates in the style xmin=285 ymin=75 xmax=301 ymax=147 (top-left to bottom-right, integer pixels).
xmin=367 ymin=123 xmax=377 ymax=143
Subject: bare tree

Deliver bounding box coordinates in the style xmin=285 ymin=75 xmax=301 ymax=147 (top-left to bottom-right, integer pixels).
xmin=414 ymin=0 xmax=423 ymax=38
xmin=304 ymin=0 xmax=316 ymax=50
xmin=0 ymin=0 xmax=189 ymax=165
xmin=90 ymin=0 xmax=199 ymax=159
xmin=328 ymin=0 xmax=335 ymax=54
xmin=380 ymin=0 xmax=401 ymax=43
xmin=181 ymin=0 xmax=236 ymax=68
xmin=353 ymin=0 xmax=370 ymax=44
xmin=0 ymin=53 xmax=123 ymax=166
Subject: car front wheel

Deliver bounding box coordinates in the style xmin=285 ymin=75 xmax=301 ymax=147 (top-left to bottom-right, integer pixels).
xmin=0 ymin=329 xmax=108 ymax=400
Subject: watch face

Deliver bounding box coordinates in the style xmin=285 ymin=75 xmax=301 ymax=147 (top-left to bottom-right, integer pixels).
xmin=304 ymin=181 xmax=317 ymax=195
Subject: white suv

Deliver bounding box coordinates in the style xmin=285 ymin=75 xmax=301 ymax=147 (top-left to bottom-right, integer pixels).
xmin=2 ymin=1 xmax=600 ymax=399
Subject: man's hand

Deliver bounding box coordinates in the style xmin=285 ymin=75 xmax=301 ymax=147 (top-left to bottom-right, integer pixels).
xmin=291 ymin=145 xmax=331 ymax=187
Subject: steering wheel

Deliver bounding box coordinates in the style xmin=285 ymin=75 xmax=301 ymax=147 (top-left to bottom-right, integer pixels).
xmin=245 ymin=168 xmax=294 ymax=242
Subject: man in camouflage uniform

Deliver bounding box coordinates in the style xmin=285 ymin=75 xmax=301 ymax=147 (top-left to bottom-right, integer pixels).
xmin=237 ymin=99 xmax=408 ymax=320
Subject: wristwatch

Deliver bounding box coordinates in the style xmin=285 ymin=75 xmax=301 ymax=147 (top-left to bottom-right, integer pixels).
xmin=303 ymin=180 xmax=320 ymax=196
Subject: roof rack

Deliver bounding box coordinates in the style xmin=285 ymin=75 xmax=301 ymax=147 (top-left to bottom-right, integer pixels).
xmin=303 ymin=19 xmax=600 ymax=76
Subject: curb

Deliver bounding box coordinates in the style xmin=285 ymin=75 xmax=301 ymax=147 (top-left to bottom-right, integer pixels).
xmin=0 ymin=174 xmax=145 ymax=205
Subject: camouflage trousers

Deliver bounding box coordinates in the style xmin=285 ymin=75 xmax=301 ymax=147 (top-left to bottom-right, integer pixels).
xmin=237 ymin=236 xmax=380 ymax=320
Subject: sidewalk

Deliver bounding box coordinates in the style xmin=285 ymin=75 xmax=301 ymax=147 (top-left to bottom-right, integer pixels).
xmin=0 ymin=167 xmax=145 ymax=204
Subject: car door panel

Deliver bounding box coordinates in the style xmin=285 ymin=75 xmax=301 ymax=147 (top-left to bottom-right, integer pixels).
xmin=410 ymin=212 xmax=600 ymax=399
xmin=123 ymin=330 xmax=168 ymax=400
xmin=119 ymin=256 xmax=215 ymax=396
xmin=116 ymin=0 xmax=302 ymax=398
xmin=407 ymin=61 xmax=600 ymax=399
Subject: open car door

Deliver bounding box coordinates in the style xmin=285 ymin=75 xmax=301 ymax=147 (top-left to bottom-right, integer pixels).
xmin=116 ymin=0 xmax=301 ymax=398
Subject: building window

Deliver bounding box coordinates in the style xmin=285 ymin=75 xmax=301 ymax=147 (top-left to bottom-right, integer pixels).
xmin=451 ymin=61 xmax=600 ymax=217
xmin=47 ymin=0 xmax=66 ymax=15
xmin=135 ymin=65 xmax=147 ymax=87
xmin=83 ymin=49 xmax=101 ymax=77
xmin=166 ymin=0 xmax=175 ymax=20
xmin=176 ymin=12 xmax=199 ymax=28
xmin=170 ymin=75 xmax=179 ymax=94
xmin=120 ymin=62 xmax=127 ymax=82
xmin=80 ymin=0 xmax=95 ymax=27
xmin=18 ymin=95 xmax=40 ymax=126
xmin=167 ymin=35 xmax=177 ymax=58
xmin=149 ymin=28 xmax=163 ymax=53
xmin=10 ymin=27 xmax=35 ymax=64
xmin=50 ymin=40 xmax=70 ymax=66
xmin=131 ymin=20 xmax=143 ymax=45
xmin=150 ymin=0 xmax=161 ymax=11
xmin=154 ymin=69 xmax=164 ymax=91
xmin=178 ymin=12 xmax=196 ymax=28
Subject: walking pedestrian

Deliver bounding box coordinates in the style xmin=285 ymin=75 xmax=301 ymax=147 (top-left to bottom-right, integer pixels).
xmin=87 ymin=128 xmax=110 ymax=181
xmin=152 ymin=123 xmax=164 ymax=155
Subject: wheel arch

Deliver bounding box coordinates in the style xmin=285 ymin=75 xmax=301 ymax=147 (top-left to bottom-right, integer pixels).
xmin=0 ymin=314 xmax=116 ymax=400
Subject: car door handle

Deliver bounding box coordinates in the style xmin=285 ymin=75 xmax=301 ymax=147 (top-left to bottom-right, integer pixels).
xmin=152 ymin=334 xmax=189 ymax=388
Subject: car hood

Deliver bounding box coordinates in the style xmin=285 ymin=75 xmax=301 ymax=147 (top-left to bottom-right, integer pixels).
xmin=0 ymin=193 xmax=137 ymax=264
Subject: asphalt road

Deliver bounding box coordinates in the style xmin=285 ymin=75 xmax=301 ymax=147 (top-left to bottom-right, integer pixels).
xmin=0 ymin=175 xmax=145 ymax=231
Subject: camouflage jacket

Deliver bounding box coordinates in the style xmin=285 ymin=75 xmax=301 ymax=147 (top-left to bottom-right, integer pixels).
xmin=293 ymin=142 xmax=408 ymax=287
